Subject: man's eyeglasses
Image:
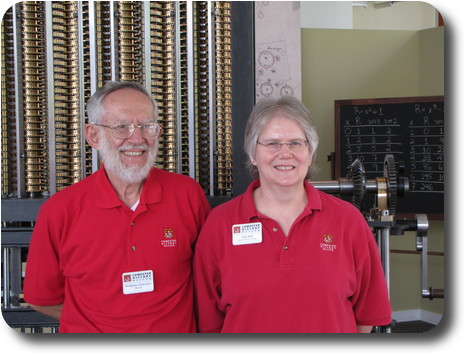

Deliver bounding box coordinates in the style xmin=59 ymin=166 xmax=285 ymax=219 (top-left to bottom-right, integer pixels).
xmin=92 ymin=122 xmax=161 ymax=139
xmin=256 ymin=139 xmax=309 ymax=152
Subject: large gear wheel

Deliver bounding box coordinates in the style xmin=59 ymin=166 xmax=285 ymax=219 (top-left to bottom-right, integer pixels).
xmin=347 ymin=159 xmax=366 ymax=210
xmin=383 ymin=154 xmax=398 ymax=215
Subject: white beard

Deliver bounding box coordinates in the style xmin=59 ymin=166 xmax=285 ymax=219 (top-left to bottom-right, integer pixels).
xmin=98 ymin=135 xmax=158 ymax=184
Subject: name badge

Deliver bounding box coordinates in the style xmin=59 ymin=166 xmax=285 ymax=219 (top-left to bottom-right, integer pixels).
xmin=232 ymin=222 xmax=262 ymax=245
xmin=122 ymin=270 xmax=154 ymax=295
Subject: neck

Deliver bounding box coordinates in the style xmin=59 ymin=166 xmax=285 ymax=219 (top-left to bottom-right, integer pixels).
xmin=254 ymin=181 xmax=307 ymax=214
xmin=106 ymin=169 xmax=144 ymax=208
xmin=259 ymin=180 xmax=306 ymax=203
xmin=253 ymin=181 xmax=308 ymax=236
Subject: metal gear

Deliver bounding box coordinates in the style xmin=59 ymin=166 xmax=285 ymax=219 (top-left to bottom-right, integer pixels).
xmin=383 ymin=154 xmax=398 ymax=215
xmin=347 ymin=159 xmax=366 ymax=210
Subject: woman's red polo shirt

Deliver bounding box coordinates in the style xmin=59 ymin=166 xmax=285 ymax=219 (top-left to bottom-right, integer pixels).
xmin=193 ymin=179 xmax=392 ymax=333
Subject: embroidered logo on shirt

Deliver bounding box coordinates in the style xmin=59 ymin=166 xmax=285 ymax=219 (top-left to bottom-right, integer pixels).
xmin=161 ymin=228 xmax=177 ymax=247
xmin=320 ymin=233 xmax=337 ymax=252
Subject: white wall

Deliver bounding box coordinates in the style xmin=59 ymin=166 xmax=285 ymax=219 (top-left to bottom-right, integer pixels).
xmin=353 ymin=1 xmax=438 ymax=30
xmin=300 ymin=1 xmax=353 ymax=29
xmin=300 ymin=1 xmax=438 ymax=30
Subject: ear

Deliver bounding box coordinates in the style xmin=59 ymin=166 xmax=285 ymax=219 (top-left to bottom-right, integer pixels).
xmin=85 ymin=123 xmax=100 ymax=149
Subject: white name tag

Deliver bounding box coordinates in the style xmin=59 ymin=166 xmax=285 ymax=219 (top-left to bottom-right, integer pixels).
xmin=122 ymin=270 xmax=154 ymax=295
xmin=232 ymin=222 xmax=262 ymax=245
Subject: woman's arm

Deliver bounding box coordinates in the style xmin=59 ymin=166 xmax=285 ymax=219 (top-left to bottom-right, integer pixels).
xmin=357 ymin=325 xmax=373 ymax=333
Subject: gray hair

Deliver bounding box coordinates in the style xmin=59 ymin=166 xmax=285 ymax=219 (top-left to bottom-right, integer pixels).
xmin=86 ymin=81 xmax=158 ymax=124
xmin=244 ymin=96 xmax=319 ymax=179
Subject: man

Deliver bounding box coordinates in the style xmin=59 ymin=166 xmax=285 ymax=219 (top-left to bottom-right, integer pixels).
xmin=23 ymin=81 xmax=210 ymax=332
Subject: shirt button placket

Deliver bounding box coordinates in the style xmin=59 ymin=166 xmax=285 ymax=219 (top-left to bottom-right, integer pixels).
xmin=281 ymin=244 xmax=293 ymax=265
xmin=130 ymin=220 xmax=136 ymax=252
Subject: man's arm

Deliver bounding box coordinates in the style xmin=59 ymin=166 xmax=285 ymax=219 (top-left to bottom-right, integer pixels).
xmin=30 ymin=304 xmax=63 ymax=321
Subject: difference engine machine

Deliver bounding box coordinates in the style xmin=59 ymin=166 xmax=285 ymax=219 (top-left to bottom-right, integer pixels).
xmin=310 ymin=154 xmax=443 ymax=330
xmin=312 ymin=154 xmax=443 ymax=300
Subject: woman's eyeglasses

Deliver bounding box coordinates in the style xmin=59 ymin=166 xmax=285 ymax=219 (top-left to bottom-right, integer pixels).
xmin=256 ymin=139 xmax=309 ymax=152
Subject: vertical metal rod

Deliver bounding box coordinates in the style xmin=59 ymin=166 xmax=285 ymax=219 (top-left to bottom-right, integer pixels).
xmin=77 ymin=2 xmax=87 ymax=181
xmin=45 ymin=2 xmax=56 ymax=196
xmin=420 ymin=234 xmax=429 ymax=297
xmin=374 ymin=209 xmax=392 ymax=333
xmin=186 ymin=1 xmax=196 ymax=179
xmin=381 ymin=227 xmax=391 ymax=297
xmin=87 ymin=0 xmax=99 ymax=172
xmin=9 ymin=248 xmax=22 ymax=305
xmin=174 ymin=2 xmax=183 ymax=174
xmin=415 ymin=214 xmax=430 ymax=298
xmin=2 ymin=248 xmax=10 ymax=307
xmin=110 ymin=1 xmax=117 ymax=81
xmin=12 ymin=4 xmax=25 ymax=198
xmin=207 ymin=1 xmax=216 ymax=196
xmin=143 ymin=2 xmax=151 ymax=93
xmin=88 ymin=1 xmax=97 ymax=94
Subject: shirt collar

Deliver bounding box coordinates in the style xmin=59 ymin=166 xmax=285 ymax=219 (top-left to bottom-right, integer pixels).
xmin=242 ymin=179 xmax=322 ymax=222
xmin=94 ymin=166 xmax=163 ymax=209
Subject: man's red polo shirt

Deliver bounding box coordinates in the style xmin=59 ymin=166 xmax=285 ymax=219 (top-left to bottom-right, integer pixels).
xmin=24 ymin=167 xmax=210 ymax=333
xmin=193 ymin=179 xmax=392 ymax=333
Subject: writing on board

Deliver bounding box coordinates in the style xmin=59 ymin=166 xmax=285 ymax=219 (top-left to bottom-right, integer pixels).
xmin=408 ymin=110 xmax=444 ymax=193
xmin=341 ymin=101 xmax=444 ymax=195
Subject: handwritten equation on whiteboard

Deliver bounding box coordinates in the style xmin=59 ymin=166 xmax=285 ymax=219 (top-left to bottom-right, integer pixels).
xmin=340 ymin=102 xmax=444 ymax=194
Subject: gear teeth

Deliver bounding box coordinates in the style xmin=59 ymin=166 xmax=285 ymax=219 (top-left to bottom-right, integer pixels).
xmin=348 ymin=159 xmax=366 ymax=210
xmin=383 ymin=154 xmax=398 ymax=215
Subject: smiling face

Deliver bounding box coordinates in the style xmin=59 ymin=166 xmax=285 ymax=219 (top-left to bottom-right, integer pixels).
xmin=86 ymin=87 xmax=159 ymax=184
xmin=253 ymin=114 xmax=312 ymax=189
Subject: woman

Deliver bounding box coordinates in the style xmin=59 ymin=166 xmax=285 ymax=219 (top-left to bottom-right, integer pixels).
xmin=193 ymin=96 xmax=391 ymax=333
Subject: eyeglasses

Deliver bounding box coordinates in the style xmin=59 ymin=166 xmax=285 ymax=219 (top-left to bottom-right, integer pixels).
xmin=92 ymin=122 xmax=161 ymax=139
xmin=257 ymin=139 xmax=309 ymax=152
